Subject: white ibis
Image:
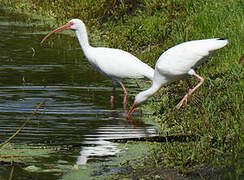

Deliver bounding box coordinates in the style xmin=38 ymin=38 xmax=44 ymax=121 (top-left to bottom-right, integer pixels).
xmin=128 ymin=38 xmax=228 ymax=116
xmin=41 ymin=19 xmax=154 ymax=110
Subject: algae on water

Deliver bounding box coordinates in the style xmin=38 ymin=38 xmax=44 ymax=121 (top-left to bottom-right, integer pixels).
xmin=0 ymin=143 xmax=55 ymax=163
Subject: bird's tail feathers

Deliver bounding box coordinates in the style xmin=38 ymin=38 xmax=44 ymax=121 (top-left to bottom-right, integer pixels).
xmin=214 ymin=38 xmax=228 ymax=49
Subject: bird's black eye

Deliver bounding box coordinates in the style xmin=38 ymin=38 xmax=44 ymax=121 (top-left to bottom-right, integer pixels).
xmin=70 ymin=22 xmax=74 ymax=25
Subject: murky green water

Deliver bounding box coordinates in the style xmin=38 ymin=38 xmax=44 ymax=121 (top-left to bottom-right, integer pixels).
xmin=0 ymin=8 xmax=157 ymax=179
xmin=2 ymin=8 xmax=243 ymax=180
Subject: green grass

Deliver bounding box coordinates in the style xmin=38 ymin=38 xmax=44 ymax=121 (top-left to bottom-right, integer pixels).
xmin=1 ymin=0 xmax=243 ymax=178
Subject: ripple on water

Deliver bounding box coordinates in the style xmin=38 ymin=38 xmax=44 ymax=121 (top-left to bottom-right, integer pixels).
xmin=0 ymin=9 xmax=158 ymax=173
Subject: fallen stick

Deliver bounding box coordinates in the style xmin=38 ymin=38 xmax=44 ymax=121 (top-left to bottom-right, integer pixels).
xmin=0 ymin=101 xmax=45 ymax=150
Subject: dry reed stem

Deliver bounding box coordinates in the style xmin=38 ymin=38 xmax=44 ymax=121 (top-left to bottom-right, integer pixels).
xmin=0 ymin=101 xmax=45 ymax=150
xmin=9 ymin=165 xmax=15 ymax=180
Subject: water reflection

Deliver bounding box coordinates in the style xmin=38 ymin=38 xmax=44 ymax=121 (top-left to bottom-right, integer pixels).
xmin=77 ymin=113 xmax=155 ymax=165
xmin=0 ymin=7 xmax=157 ymax=173
xmin=77 ymin=140 xmax=120 ymax=165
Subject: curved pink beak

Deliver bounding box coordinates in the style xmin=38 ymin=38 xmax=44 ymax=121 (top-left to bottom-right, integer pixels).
xmin=41 ymin=22 xmax=72 ymax=43
xmin=128 ymin=103 xmax=137 ymax=117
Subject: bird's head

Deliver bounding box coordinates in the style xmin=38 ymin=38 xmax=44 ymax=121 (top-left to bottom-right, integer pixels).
xmin=128 ymin=92 xmax=148 ymax=117
xmin=67 ymin=19 xmax=85 ymax=30
xmin=41 ymin=18 xmax=85 ymax=43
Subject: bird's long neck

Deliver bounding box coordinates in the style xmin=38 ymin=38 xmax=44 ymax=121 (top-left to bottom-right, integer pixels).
xmin=135 ymin=71 xmax=169 ymax=105
xmin=140 ymin=82 xmax=162 ymax=101
xmin=75 ymin=24 xmax=92 ymax=56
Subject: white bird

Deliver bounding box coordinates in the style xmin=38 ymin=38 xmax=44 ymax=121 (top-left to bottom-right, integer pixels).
xmin=41 ymin=19 xmax=154 ymax=110
xmin=128 ymin=38 xmax=228 ymax=116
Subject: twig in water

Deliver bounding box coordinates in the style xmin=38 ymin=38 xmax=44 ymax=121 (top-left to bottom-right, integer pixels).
xmin=0 ymin=101 xmax=45 ymax=149
xmin=9 ymin=165 xmax=15 ymax=180
xmin=31 ymin=47 xmax=36 ymax=57
xmin=9 ymin=143 xmax=14 ymax=164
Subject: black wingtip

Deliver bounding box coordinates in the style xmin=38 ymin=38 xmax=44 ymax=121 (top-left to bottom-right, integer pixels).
xmin=217 ymin=38 xmax=226 ymax=40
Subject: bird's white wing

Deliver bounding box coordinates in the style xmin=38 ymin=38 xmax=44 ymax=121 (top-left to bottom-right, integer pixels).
xmin=156 ymin=38 xmax=228 ymax=76
xmin=90 ymin=47 xmax=154 ymax=80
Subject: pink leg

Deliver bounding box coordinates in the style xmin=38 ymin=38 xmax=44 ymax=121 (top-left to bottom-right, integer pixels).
xmin=110 ymin=85 xmax=116 ymax=109
xmin=119 ymin=82 xmax=128 ymax=111
xmin=176 ymin=73 xmax=204 ymax=109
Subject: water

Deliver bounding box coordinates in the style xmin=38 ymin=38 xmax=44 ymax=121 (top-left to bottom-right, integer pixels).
xmin=0 ymin=8 xmax=157 ymax=179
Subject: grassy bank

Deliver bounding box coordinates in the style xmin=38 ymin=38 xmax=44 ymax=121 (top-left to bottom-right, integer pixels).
xmin=1 ymin=0 xmax=243 ymax=178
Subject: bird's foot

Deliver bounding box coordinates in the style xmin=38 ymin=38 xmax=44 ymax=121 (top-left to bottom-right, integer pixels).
xmin=176 ymin=94 xmax=189 ymax=109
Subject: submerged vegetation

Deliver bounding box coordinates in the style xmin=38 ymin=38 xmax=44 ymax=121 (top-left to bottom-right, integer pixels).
xmin=1 ymin=0 xmax=243 ymax=178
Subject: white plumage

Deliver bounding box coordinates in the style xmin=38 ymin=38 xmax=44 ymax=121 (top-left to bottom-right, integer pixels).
xmin=128 ymin=38 xmax=228 ymax=116
xmin=41 ymin=19 xmax=154 ymax=110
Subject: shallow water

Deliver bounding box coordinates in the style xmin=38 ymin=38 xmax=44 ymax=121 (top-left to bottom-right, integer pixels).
xmin=0 ymin=8 xmax=157 ymax=179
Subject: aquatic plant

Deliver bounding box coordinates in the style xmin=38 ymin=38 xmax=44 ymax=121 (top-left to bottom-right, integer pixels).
xmin=1 ymin=0 xmax=243 ymax=178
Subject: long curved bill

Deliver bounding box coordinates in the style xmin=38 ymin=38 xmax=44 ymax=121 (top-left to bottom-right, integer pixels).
xmin=128 ymin=103 xmax=137 ymax=117
xmin=41 ymin=23 xmax=72 ymax=44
